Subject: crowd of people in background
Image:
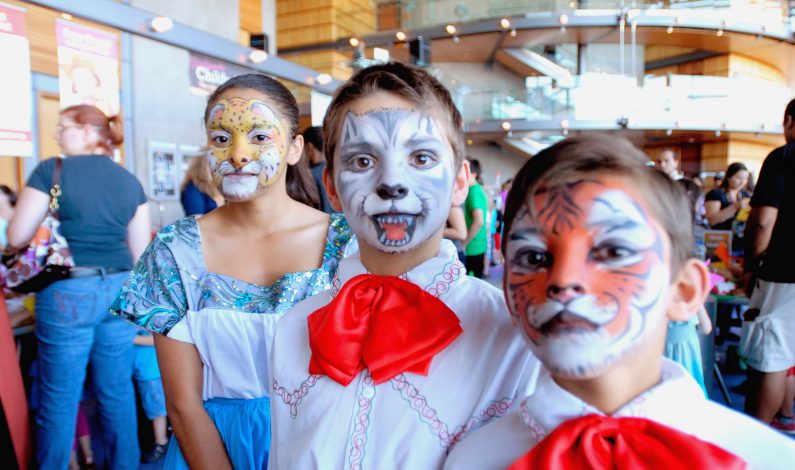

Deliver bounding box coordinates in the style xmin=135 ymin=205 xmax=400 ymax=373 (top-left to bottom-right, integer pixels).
xmin=1 ymin=66 xmax=794 ymax=469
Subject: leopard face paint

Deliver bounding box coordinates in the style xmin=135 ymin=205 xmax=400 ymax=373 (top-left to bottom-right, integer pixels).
xmin=334 ymin=109 xmax=455 ymax=254
xmin=505 ymin=178 xmax=671 ymax=379
xmin=206 ymin=98 xmax=288 ymax=201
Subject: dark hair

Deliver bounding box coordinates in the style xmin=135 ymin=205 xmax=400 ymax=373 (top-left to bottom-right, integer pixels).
xmin=676 ymin=178 xmax=703 ymax=221
xmin=205 ymin=74 xmax=320 ymax=209
xmin=468 ymin=158 xmax=483 ymax=184
xmin=322 ymin=62 xmax=465 ymax=174
xmin=502 ymin=134 xmax=693 ymax=278
xmin=785 ymin=98 xmax=795 ymax=121
xmin=0 ymin=185 xmax=16 ymax=207
xmin=302 ymin=126 xmax=323 ymax=151
xmin=719 ymin=162 xmax=749 ymax=191
xmin=60 ymin=104 xmax=122 ymax=154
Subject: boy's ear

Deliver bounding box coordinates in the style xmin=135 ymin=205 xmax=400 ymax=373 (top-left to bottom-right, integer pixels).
xmin=667 ymin=259 xmax=710 ymax=322
xmin=286 ymin=135 xmax=304 ymax=165
xmin=322 ymin=165 xmax=343 ymax=212
xmin=450 ymin=160 xmax=471 ymax=206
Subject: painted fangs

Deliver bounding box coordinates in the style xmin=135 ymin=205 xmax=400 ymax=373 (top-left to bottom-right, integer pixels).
xmin=372 ymin=213 xmax=418 ymax=247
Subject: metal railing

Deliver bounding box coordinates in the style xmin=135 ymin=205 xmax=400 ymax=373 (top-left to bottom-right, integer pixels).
xmin=383 ymin=0 xmax=793 ymax=30
xmin=455 ymin=73 xmax=790 ymax=132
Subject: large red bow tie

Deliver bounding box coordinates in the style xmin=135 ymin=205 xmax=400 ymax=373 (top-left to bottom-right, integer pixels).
xmin=509 ymin=414 xmax=747 ymax=470
xmin=307 ymin=274 xmax=463 ymax=386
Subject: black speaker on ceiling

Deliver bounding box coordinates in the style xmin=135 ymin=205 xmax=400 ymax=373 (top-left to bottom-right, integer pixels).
xmin=409 ymin=37 xmax=430 ymax=67
xmin=250 ymin=33 xmax=269 ymax=52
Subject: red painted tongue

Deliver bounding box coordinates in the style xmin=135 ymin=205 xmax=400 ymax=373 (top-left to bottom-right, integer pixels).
xmin=383 ymin=222 xmax=407 ymax=241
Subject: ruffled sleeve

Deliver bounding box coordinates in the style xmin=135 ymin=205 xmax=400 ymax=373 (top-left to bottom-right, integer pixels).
xmin=321 ymin=213 xmax=357 ymax=277
xmin=110 ymin=233 xmax=189 ymax=335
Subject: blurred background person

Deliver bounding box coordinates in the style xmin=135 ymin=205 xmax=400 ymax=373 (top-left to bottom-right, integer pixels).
xmin=180 ymin=155 xmax=221 ymax=216
xmin=303 ymin=126 xmax=331 ymax=213
xmin=656 ymin=148 xmax=682 ymax=180
xmin=0 ymin=184 xmax=16 ymax=250
xmin=463 ymin=158 xmax=487 ymax=278
xmin=705 ymin=162 xmax=752 ymax=255
xmin=444 ymin=204 xmax=467 ymax=264
xmin=7 ymin=104 xmax=150 ymax=469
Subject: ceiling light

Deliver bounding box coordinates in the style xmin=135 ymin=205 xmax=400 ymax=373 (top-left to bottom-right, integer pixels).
xmin=395 ymin=31 xmax=407 ymax=41
xmin=559 ymin=14 xmax=569 ymax=25
xmin=249 ymin=49 xmax=268 ymax=63
xmin=315 ymin=73 xmax=332 ymax=85
xmin=666 ymin=25 xmax=673 ymax=34
xmin=510 ymin=29 xmax=517 ymax=37
xmin=717 ymin=29 xmax=723 ymax=37
xmin=149 ymin=16 xmax=173 ymax=33
xmin=349 ymin=37 xmax=360 ymax=47
xmin=666 ymin=129 xmax=673 ymax=136
xmin=501 ymin=121 xmax=512 ymax=131
xmin=445 ymin=24 xmax=457 ymax=35
xmin=500 ymin=18 xmax=511 ymax=29
xmin=560 ymin=119 xmax=570 ymax=129
xmin=715 ymin=130 xmax=721 ymax=137
xmin=61 ymin=13 xmax=73 ymax=21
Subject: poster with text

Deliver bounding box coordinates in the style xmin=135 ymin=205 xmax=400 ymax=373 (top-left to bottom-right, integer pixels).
xmin=189 ymin=52 xmax=250 ymax=96
xmin=148 ymin=141 xmax=179 ymax=200
xmin=56 ymin=19 xmax=119 ymax=116
xmin=0 ymin=3 xmax=33 ymax=157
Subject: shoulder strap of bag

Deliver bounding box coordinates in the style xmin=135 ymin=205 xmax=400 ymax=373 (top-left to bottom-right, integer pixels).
xmin=48 ymin=158 xmax=63 ymax=214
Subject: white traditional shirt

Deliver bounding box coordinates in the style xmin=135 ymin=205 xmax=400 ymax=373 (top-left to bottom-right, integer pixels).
xmin=445 ymin=359 xmax=795 ymax=470
xmin=268 ymin=240 xmax=540 ymax=469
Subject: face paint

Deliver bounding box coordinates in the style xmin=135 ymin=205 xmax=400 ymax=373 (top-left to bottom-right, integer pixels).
xmin=505 ymin=178 xmax=671 ymax=379
xmin=334 ymin=109 xmax=455 ymax=253
xmin=206 ymin=97 xmax=289 ymax=201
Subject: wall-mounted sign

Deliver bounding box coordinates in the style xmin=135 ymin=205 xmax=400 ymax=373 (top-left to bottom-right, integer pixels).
xmin=55 ymin=19 xmax=120 ymax=116
xmin=0 ymin=3 xmax=33 ymax=157
xmin=189 ymin=52 xmax=250 ymax=96
xmin=148 ymin=141 xmax=179 ymax=200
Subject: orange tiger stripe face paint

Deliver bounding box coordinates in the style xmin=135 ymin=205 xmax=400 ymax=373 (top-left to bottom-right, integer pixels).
xmin=505 ymin=177 xmax=672 ymax=379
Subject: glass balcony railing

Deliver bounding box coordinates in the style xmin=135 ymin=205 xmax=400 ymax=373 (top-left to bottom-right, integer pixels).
xmin=387 ymin=0 xmax=793 ymax=31
xmin=456 ymin=73 xmax=790 ymax=132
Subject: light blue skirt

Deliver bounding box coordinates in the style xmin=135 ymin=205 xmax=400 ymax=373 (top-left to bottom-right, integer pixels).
xmin=164 ymin=396 xmax=271 ymax=469
xmin=665 ymin=320 xmax=708 ymax=397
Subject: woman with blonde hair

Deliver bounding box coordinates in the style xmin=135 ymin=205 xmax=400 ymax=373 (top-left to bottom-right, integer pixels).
xmin=180 ymin=155 xmax=221 ymax=216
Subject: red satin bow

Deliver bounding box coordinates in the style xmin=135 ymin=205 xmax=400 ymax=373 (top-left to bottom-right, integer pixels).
xmin=509 ymin=414 xmax=747 ymax=470
xmin=308 ymin=274 xmax=463 ymax=386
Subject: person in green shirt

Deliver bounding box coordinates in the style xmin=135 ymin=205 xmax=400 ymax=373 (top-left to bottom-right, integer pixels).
xmin=464 ymin=159 xmax=488 ymax=278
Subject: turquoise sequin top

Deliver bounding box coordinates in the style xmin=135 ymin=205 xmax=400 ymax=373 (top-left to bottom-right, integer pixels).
xmin=110 ymin=213 xmax=354 ymax=334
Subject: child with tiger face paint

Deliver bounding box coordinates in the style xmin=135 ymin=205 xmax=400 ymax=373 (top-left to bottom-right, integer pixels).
xmin=445 ymin=134 xmax=795 ymax=470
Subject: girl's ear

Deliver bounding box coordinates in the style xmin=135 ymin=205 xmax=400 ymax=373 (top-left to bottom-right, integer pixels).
xmin=667 ymin=259 xmax=710 ymax=322
xmin=286 ymin=135 xmax=304 ymax=165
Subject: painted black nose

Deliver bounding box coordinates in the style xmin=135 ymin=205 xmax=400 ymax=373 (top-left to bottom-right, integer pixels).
xmin=376 ymin=183 xmax=408 ymax=200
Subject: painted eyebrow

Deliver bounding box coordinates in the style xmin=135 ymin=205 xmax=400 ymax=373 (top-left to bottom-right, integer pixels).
xmin=404 ymin=135 xmax=446 ymax=149
xmin=338 ymin=141 xmax=379 ymax=159
xmin=509 ymin=227 xmax=542 ymax=241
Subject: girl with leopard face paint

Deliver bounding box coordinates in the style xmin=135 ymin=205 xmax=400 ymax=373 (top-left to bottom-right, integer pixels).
xmin=110 ymin=75 xmax=355 ymax=469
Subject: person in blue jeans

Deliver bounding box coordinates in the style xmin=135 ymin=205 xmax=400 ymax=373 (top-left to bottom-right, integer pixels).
xmin=134 ymin=331 xmax=169 ymax=463
xmin=6 ymin=104 xmax=150 ymax=469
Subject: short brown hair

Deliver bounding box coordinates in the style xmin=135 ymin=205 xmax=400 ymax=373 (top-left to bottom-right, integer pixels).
xmin=322 ymin=62 xmax=465 ymax=174
xmin=502 ymin=134 xmax=693 ymax=277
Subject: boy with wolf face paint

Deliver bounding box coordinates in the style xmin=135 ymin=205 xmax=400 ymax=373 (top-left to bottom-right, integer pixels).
xmin=268 ymin=63 xmax=539 ymax=469
xmin=445 ymin=135 xmax=795 ymax=470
